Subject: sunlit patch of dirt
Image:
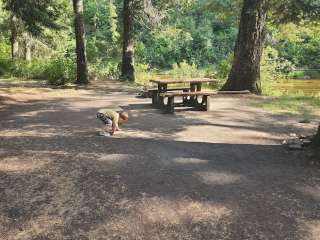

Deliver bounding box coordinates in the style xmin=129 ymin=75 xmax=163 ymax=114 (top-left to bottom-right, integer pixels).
xmin=88 ymin=196 xmax=232 ymax=240
xmin=97 ymin=154 xmax=130 ymax=163
xmin=195 ymin=171 xmax=245 ymax=185
xmin=0 ymin=156 xmax=50 ymax=172
xmin=3 ymin=217 xmax=64 ymax=240
xmin=173 ymin=157 xmax=209 ymax=164
xmin=302 ymin=221 xmax=320 ymax=240
xmin=13 ymin=110 xmax=57 ymax=117
xmin=295 ymin=185 xmax=320 ymax=201
xmin=139 ymin=197 xmax=231 ymax=225
xmin=0 ymin=130 xmax=58 ymax=137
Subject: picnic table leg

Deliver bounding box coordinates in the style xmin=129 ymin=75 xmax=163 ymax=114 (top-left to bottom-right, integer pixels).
xmin=204 ymin=95 xmax=210 ymax=111
xmin=189 ymin=83 xmax=200 ymax=106
xmin=165 ymin=96 xmax=175 ymax=114
xmin=158 ymin=83 xmax=167 ymax=108
xmin=151 ymin=91 xmax=157 ymax=106
xmin=182 ymin=88 xmax=189 ymax=105
xmin=196 ymin=83 xmax=202 ymax=91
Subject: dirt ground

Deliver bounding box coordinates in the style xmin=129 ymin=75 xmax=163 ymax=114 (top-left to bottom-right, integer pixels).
xmin=0 ymin=80 xmax=319 ymax=240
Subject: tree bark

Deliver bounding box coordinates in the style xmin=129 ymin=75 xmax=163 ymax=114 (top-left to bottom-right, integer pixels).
xmin=221 ymin=0 xmax=267 ymax=94
xmin=11 ymin=15 xmax=19 ymax=60
xmin=73 ymin=0 xmax=89 ymax=84
xmin=24 ymin=33 xmax=32 ymax=62
xmin=314 ymin=124 xmax=320 ymax=147
xmin=121 ymin=0 xmax=135 ymax=82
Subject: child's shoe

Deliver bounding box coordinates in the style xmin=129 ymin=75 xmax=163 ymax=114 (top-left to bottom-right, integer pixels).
xmin=98 ymin=131 xmax=111 ymax=137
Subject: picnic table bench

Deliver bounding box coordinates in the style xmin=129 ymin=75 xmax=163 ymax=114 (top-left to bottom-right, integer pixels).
xmin=149 ymin=78 xmax=217 ymax=113
xmin=160 ymin=91 xmax=218 ymax=113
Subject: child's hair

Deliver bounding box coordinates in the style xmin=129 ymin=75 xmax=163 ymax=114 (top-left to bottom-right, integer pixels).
xmin=119 ymin=111 xmax=129 ymax=121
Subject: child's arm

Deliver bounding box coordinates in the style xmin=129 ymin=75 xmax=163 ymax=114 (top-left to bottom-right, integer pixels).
xmin=112 ymin=121 xmax=121 ymax=134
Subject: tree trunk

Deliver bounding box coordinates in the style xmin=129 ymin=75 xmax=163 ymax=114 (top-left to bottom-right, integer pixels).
xmin=314 ymin=124 xmax=320 ymax=147
xmin=24 ymin=33 xmax=32 ymax=62
xmin=121 ymin=0 xmax=135 ymax=82
xmin=73 ymin=0 xmax=89 ymax=84
xmin=11 ymin=15 xmax=19 ymax=60
xmin=221 ymin=0 xmax=267 ymax=94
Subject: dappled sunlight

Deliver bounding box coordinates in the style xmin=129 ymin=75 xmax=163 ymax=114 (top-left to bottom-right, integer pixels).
xmin=115 ymin=129 xmax=170 ymax=139
xmin=173 ymin=157 xmax=209 ymax=165
xmin=0 ymin=156 xmax=49 ymax=172
xmin=1 ymin=80 xmax=320 ymax=239
xmin=302 ymin=221 xmax=320 ymax=240
xmin=87 ymin=196 xmax=231 ymax=239
xmin=0 ymin=129 xmax=68 ymax=137
xmin=295 ymin=185 xmax=320 ymax=201
xmin=195 ymin=171 xmax=245 ymax=185
xmin=175 ymin=125 xmax=284 ymax=144
xmin=13 ymin=109 xmax=57 ymax=117
xmin=97 ymin=154 xmax=130 ymax=163
xmin=3 ymin=217 xmax=64 ymax=240
xmin=139 ymin=197 xmax=231 ymax=225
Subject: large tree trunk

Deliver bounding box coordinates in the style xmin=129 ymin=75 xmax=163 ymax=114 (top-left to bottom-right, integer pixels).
xmin=73 ymin=0 xmax=89 ymax=84
xmin=121 ymin=0 xmax=135 ymax=82
xmin=221 ymin=0 xmax=267 ymax=94
xmin=11 ymin=15 xmax=19 ymax=60
xmin=314 ymin=124 xmax=320 ymax=147
xmin=24 ymin=33 xmax=32 ymax=62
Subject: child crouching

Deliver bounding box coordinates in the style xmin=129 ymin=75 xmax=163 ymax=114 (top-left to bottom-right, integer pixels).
xmin=97 ymin=109 xmax=129 ymax=136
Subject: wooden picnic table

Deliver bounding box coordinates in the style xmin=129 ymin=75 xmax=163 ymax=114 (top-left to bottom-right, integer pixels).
xmin=150 ymin=78 xmax=216 ymax=93
xmin=149 ymin=78 xmax=217 ymax=111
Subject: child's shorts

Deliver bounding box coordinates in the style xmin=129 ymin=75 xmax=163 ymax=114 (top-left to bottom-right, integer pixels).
xmin=97 ymin=112 xmax=112 ymax=126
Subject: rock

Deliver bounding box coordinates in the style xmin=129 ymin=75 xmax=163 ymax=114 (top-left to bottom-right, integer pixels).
xmin=299 ymin=134 xmax=307 ymax=139
xmin=302 ymin=140 xmax=312 ymax=147
xmin=289 ymin=133 xmax=298 ymax=138
xmin=288 ymin=144 xmax=303 ymax=150
xmin=299 ymin=119 xmax=311 ymax=124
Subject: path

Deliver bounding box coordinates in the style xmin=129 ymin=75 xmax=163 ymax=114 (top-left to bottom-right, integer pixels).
xmin=0 ymin=81 xmax=319 ymax=240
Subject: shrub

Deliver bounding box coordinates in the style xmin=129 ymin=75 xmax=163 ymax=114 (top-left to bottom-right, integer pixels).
xmin=89 ymin=61 xmax=120 ymax=81
xmin=44 ymin=58 xmax=76 ymax=85
xmin=215 ymin=54 xmax=233 ymax=79
xmin=0 ymin=58 xmax=15 ymax=76
xmin=168 ymin=60 xmax=201 ymax=79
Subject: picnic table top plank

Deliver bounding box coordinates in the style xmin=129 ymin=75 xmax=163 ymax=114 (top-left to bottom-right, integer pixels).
xmin=160 ymin=91 xmax=217 ymax=97
xmin=150 ymin=78 xmax=217 ymax=84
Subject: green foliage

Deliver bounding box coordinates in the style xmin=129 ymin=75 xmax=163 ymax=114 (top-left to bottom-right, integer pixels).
xmin=258 ymin=95 xmax=320 ymax=120
xmin=85 ymin=0 xmax=120 ymax=64
xmin=215 ymin=54 xmax=233 ymax=79
xmin=0 ymin=58 xmax=15 ymax=75
xmin=43 ymin=57 xmax=76 ymax=85
xmin=89 ymin=61 xmax=120 ymax=80
xmin=0 ymin=38 xmax=10 ymax=57
xmin=136 ymin=0 xmax=237 ymax=69
xmin=0 ymin=57 xmax=76 ymax=85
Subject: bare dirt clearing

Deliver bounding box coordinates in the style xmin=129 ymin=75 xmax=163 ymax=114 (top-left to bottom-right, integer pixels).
xmin=0 ymin=81 xmax=319 ymax=240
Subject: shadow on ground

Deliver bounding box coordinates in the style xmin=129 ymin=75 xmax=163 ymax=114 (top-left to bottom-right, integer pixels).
xmin=0 ymin=83 xmax=319 ymax=240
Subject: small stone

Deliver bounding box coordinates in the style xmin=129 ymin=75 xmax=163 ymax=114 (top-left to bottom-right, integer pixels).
xmin=282 ymin=140 xmax=288 ymax=145
xmin=299 ymin=134 xmax=307 ymax=139
xmin=302 ymin=140 xmax=312 ymax=147
xmin=288 ymin=144 xmax=303 ymax=150
xmin=299 ymin=119 xmax=311 ymax=124
xmin=289 ymin=133 xmax=297 ymax=138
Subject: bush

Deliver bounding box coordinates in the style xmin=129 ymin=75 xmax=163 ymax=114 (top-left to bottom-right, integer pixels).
xmin=0 ymin=58 xmax=15 ymax=76
xmin=168 ymin=60 xmax=201 ymax=79
xmin=89 ymin=61 xmax=120 ymax=81
xmin=12 ymin=60 xmax=48 ymax=79
xmin=215 ymin=54 xmax=233 ymax=79
xmin=44 ymin=58 xmax=76 ymax=85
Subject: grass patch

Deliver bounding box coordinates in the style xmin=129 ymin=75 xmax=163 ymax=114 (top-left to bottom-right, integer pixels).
xmin=258 ymin=95 xmax=320 ymax=121
xmin=0 ymin=77 xmax=46 ymax=86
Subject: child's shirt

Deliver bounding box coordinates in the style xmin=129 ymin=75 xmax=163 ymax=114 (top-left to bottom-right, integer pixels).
xmin=98 ymin=109 xmax=119 ymax=124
